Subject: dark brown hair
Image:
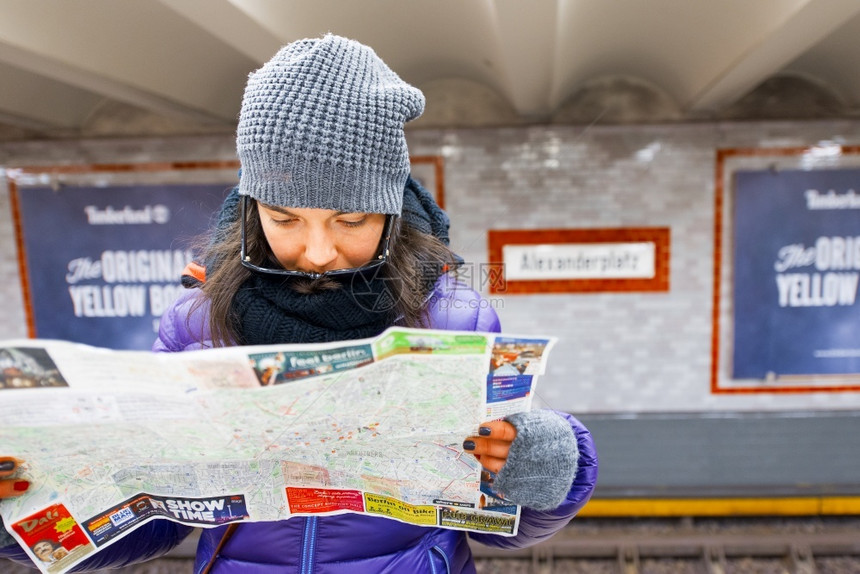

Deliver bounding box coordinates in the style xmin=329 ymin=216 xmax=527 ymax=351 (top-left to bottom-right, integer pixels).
xmin=191 ymin=199 xmax=459 ymax=347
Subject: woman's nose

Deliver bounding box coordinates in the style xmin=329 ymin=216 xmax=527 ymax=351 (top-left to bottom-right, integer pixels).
xmin=302 ymin=228 xmax=339 ymax=271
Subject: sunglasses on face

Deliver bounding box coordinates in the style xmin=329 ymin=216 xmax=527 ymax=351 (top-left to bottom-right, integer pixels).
xmin=239 ymin=195 xmax=395 ymax=280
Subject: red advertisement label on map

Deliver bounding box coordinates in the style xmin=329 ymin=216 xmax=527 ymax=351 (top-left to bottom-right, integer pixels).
xmin=11 ymin=503 xmax=94 ymax=572
xmin=286 ymin=487 xmax=364 ymax=513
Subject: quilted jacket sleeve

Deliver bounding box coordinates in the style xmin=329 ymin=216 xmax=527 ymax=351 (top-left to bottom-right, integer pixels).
xmin=424 ymin=274 xmax=502 ymax=333
xmin=468 ymin=411 xmax=598 ymax=549
xmin=153 ymin=289 xmax=211 ymax=352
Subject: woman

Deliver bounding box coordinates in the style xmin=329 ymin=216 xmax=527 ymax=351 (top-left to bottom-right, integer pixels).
xmin=1 ymin=34 xmax=597 ymax=573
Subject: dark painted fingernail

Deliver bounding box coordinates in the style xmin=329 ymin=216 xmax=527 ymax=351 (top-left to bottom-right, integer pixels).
xmin=0 ymin=460 xmax=15 ymax=472
xmin=478 ymin=427 xmax=492 ymax=436
xmin=462 ymin=440 xmax=476 ymax=451
xmin=14 ymin=481 xmax=29 ymax=492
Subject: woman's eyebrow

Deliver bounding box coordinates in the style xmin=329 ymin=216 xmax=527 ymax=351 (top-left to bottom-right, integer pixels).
xmin=261 ymin=204 xmax=296 ymax=216
xmin=260 ymin=205 xmax=367 ymax=217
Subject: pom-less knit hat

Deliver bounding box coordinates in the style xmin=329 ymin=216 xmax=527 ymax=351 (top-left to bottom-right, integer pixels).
xmin=236 ymin=34 xmax=425 ymax=215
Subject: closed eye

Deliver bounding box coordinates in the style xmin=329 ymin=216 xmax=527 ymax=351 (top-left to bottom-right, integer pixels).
xmin=269 ymin=216 xmax=298 ymax=227
xmin=339 ymin=217 xmax=367 ymax=228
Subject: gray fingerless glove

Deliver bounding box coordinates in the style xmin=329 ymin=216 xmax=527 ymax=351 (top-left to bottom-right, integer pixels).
xmin=494 ymin=409 xmax=579 ymax=511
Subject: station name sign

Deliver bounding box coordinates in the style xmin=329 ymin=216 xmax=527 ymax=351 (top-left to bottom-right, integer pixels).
xmin=503 ymin=242 xmax=656 ymax=281
xmin=488 ymin=228 xmax=670 ymax=294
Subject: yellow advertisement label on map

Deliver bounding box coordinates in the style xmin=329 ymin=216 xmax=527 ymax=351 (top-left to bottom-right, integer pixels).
xmin=439 ymin=507 xmax=516 ymax=534
xmin=364 ymin=493 xmax=438 ymax=525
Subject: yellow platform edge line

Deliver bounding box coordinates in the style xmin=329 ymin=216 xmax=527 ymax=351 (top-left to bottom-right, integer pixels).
xmin=578 ymin=497 xmax=860 ymax=517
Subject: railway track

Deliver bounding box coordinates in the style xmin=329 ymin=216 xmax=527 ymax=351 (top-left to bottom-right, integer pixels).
xmin=3 ymin=517 xmax=858 ymax=573
xmin=472 ymin=517 xmax=860 ymax=573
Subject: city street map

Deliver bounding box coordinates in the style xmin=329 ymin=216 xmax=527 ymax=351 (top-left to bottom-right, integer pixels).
xmin=0 ymin=327 xmax=554 ymax=574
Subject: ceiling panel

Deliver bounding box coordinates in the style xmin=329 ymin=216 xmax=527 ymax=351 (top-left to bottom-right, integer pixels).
xmin=0 ymin=0 xmax=857 ymax=140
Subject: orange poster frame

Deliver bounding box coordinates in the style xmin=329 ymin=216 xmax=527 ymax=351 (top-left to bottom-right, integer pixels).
xmin=711 ymin=146 xmax=860 ymax=394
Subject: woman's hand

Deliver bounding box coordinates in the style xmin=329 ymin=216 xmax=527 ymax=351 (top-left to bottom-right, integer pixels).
xmin=462 ymin=420 xmax=517 ymax=473
xmin=0 ymin=458 xmax=28 ymax=498
xmin=464 ymin=411 xmax=580 ymax=510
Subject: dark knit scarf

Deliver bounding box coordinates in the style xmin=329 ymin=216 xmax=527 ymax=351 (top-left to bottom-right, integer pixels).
xmin=202 ymin=176 xmax=451 ymax=345
xmin=233 ymin=275 xmax=396 ymax=344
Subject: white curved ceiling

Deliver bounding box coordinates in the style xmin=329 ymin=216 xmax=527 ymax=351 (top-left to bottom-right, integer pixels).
xmin=0 ymin=0 xmax=858 ymax=138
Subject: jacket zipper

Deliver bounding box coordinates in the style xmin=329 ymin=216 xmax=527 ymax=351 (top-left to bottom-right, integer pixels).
xmin=430 ymin=545 xmax=451 ymax=574
xmin=300 ymin=517 xmax=318 ymax=574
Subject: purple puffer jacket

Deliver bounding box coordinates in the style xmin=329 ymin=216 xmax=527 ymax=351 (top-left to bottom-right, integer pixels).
xmin=0 ymin=276 xmax=598 ymax=573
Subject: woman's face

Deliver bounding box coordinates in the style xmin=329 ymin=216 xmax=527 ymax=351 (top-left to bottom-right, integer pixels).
xmin=257 ymin=204 xmax=387 ymax=274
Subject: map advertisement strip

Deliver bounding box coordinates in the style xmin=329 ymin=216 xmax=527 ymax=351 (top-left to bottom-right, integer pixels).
xmin=439 ymin=506 xmax=517 ymax=534
xmin=286 ymin=487 xmax=364 ymax=514
xmin=83 ymin=494 xmax=249 ymax=546
xmin=364 ymin=493 xmax=438 ymax=526
xmin=10 ymin=503 xmax=94 ymax=573
xmin=249 ymin=343 xmax=374 ymax=386
xmin=0 ymin=327 xmax=556 ymax=574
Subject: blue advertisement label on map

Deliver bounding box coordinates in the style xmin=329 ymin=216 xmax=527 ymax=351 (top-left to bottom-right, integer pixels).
xmin=248 ymin=344 xmax=374 ymax=385
xmin=84 ymin=493 xmax=249 ymax=546
xmin=486 ymin=375 xmax=532 ymax=403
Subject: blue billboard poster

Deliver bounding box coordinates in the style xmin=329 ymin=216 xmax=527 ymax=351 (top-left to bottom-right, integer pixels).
xmin=733 ymin=168 xmax=860 ymax=378
xmin=14 ymin=183 xmax=231 ymax=350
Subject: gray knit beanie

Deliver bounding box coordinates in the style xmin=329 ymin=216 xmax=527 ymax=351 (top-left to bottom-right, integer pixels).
xmin=237 ymin=34 xmax=425 ymax=214
xmin=494 ymin=409 xmax=579 ymax=511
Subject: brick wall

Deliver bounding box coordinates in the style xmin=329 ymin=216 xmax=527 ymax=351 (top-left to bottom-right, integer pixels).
xmin=2 ymin=119 xmax=859 ymax=413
